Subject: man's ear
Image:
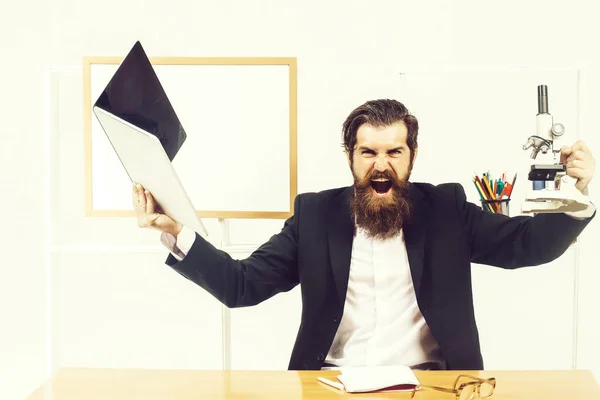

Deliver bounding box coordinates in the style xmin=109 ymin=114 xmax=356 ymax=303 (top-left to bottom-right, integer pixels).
xmin=346 ymin=150 xmax=352 ymax=167
xmin=411 ymin=147 xmax=418 ymax=166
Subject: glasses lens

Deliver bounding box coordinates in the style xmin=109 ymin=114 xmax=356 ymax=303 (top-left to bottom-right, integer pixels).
xmin=479 ymin=382 xmax=494 ymax=397
xmin=459 ymin=385 xmax=475 ymax=400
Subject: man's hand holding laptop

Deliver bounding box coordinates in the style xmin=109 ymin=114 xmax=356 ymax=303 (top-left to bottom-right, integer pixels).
xmin=132 ymin=182 xmax=182 ymax=237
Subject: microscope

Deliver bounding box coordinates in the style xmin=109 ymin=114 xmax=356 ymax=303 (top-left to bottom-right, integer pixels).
xmin=521 ymin=85 xmax=591 ymax=213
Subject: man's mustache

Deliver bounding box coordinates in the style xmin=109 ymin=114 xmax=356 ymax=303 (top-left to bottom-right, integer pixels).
xmin=368 ymin=170 xmax=394 ymax=180
xmin=359 ymin=168 xmax=400 ymax=185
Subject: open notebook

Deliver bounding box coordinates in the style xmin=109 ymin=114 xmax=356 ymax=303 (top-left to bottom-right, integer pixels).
xmin=318 ymin=366 xmax=420 ymax=393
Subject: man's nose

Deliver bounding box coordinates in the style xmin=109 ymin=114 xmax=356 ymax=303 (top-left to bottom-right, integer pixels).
xmin=374 ymin=155 xmax=389 ymax=171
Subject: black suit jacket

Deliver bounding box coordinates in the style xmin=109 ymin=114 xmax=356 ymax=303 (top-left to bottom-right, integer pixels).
xmin=166 ymin=182 xmax=594 ymax=370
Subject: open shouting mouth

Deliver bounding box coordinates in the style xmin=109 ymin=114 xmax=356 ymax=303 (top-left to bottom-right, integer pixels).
xmin=370 ymin=178 xmax=392 ymax=195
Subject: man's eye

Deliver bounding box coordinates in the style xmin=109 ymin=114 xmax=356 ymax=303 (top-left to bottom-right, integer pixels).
xmin=390 ymin=149 xmax=401 ymax=155
xmin=362 ymin=150 xmax=375 ymax=155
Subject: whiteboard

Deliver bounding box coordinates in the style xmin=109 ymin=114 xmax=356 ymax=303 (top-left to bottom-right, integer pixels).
xmin=83 ymin=58 xmax=297 ymax=219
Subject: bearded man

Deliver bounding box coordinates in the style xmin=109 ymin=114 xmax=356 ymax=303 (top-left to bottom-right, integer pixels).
xmin=133 ymin=99 xmax=596 ymax=371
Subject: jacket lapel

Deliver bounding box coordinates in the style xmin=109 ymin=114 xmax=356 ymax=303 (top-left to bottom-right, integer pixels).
xmin=326 ymin=184 xmax=429 ymax=305
xmin=403 ymin=184 xmax=428 ymax=297
xmin=326 ymin=187 xmax=355 ymax=306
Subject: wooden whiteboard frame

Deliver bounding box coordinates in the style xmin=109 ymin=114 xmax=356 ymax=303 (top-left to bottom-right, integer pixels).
xmin=82 ymin=56 xmax=297 ymax=219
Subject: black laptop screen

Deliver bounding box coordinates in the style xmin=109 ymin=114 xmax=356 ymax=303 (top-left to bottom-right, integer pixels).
xmin=94 ymin=41 xmax=186 ymax=161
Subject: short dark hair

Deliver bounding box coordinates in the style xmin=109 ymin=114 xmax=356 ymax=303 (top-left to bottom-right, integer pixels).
xmin=342 ymin=99 xmax=419 ymax=161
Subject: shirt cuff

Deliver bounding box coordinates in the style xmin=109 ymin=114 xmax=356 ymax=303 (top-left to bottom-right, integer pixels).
xmin=564 ymin=202 xmax=596 ymax=220
xmin=160 ymin=231 xmax=185 ymax=261
xmin=175 ymin=225 xmax=197 ymax=255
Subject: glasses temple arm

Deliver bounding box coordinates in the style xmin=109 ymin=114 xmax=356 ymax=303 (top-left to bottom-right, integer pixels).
xmin=415 ymin=384 xmax=457 ymax=393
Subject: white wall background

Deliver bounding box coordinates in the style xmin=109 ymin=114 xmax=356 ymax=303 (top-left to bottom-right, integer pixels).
xmin=1 ymin=1 xmax=600 ymax=399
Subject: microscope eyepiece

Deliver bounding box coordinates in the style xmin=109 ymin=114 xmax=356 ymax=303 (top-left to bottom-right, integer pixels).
xmin=538 ymin=85 xmax=548 ymax=114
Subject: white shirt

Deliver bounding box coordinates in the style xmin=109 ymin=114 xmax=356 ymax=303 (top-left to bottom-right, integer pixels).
xmin=324 ymin=227 xmax=441 ymax=368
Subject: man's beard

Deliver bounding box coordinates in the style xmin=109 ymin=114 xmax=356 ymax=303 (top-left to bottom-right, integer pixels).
xmin=349 ymin=167 xmax=412 ymax=240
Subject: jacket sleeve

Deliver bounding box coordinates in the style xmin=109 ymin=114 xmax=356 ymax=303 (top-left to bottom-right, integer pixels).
xmin=455 ymin=183 xmax=595 ymax=268
xmin=165 ymin=196 xmax=301 ymax=308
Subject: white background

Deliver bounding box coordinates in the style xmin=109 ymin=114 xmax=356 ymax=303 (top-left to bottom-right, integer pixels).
xmin=1 ymin=1 xmax=599 ymax=399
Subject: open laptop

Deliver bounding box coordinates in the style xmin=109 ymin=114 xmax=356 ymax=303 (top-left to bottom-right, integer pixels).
xmin=93 ymin=41 xmax=208 ymax=237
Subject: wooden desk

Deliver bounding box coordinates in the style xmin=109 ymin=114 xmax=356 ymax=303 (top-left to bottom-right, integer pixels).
xmin=25 ymin=368 xmax=600 ymax=399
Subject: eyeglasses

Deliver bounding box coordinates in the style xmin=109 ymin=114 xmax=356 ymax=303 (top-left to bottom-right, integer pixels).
xmin=410 ymin=374 xmax=496 ymax=400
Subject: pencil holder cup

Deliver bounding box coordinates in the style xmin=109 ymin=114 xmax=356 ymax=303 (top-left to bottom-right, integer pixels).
xmin=481 ymin=199 xmax=510 ymax=216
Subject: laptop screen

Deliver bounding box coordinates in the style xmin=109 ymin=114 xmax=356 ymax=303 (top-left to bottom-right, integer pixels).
xmin=94 ymin=41 xmax=186 ymax=161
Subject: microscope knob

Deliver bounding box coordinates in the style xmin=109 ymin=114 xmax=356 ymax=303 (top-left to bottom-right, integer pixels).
xmin=522 ymin=137 xmax=535 ymax=150
xmin=552 ymin=123 xmax=565 ymax=136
